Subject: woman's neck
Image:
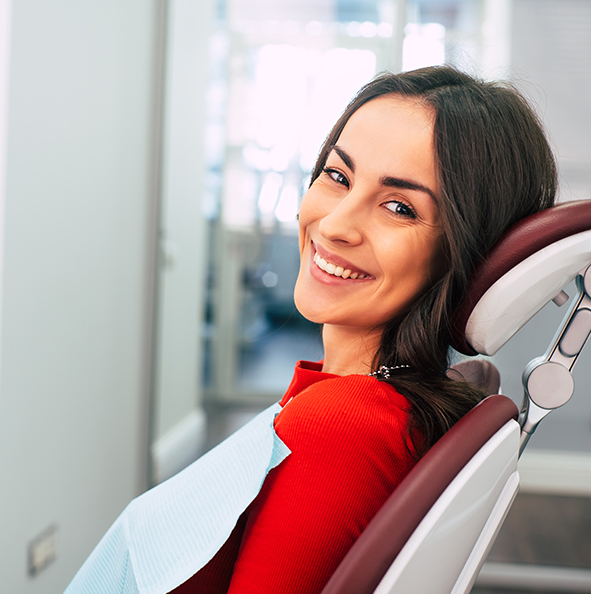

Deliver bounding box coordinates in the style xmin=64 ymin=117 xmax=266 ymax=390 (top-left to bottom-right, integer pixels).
xmin=320 ymin=324 xmax=382 ymax=376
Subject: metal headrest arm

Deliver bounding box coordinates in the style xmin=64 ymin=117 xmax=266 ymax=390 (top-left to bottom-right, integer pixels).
xmin=519 ymin=264 xmax=591 ymax=455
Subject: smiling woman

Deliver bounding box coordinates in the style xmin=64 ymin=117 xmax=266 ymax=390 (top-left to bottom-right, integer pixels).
xmin=295 ymin=94 xmax=443 ymax=377
xmin=303 ymin=66 xmax=557 ymax=459
xmin=65 ymin=66 xmax=557 ymax=594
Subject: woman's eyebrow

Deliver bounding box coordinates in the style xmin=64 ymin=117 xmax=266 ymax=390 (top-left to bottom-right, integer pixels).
xmin=329 ymin=145 xmax=355 ymax=172
xmin=380 ymin=175 xmax=437 ymax=202
xmin=330 ymin=145 xmax=437 ymax=202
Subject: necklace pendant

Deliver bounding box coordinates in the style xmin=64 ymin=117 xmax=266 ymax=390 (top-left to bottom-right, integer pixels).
xmin=368 ymin=364 xmax=411 ymax=379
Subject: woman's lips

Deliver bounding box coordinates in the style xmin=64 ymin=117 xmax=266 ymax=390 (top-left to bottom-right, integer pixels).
xmin=311 ymin=242 xmax=373 ymax=282
xmin=313 ymin=252 xmax=367 ymax=279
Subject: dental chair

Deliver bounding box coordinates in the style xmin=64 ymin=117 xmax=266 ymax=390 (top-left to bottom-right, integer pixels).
xmin=321 ymin=200 xmax=591 ymax=594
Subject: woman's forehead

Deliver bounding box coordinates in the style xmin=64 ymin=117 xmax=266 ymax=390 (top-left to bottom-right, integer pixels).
xmin=334 ymin=95 xmax=437 ymax=196
xmin=342 ymin=94 xmax=435 ymax=141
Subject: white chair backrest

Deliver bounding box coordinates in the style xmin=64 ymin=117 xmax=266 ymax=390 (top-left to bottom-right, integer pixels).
xmin=321 ymin=396 xmax=519 ymax=594
xmin=374 ymin=420 xmax=519 ymax=594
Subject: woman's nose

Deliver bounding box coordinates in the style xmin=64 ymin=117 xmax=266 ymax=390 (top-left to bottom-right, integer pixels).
xmin=317 ymin=194 xmax=365 ymax=245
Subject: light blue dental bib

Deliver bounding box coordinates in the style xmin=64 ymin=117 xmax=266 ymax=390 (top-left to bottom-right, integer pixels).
xmin=65 ymin=403 xmax=290 ymax=594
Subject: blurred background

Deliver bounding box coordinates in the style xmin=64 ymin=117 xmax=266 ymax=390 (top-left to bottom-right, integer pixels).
xmin=0 ymin=0 xmax=590 ymax=592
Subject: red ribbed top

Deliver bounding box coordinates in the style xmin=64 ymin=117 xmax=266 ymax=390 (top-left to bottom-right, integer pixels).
xmin=172 ymin=361 xmax=415 ymax=594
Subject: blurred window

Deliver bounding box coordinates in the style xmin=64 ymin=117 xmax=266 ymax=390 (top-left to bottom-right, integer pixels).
xmin=203 ymin=0 xmax=488 ymax=400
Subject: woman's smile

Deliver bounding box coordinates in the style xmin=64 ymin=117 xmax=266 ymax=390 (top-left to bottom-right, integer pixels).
xmin=310 ymin=242 xmax=374 ymax=283
xmin=294 ymin=93 xmax=443 ymax=335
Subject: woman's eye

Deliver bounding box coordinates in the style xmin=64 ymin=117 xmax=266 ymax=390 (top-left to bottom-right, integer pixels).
xmin=322 ymin=167 xmax=349 ymax=188
xmin=384 ymin=200 xmax=417 ymax=219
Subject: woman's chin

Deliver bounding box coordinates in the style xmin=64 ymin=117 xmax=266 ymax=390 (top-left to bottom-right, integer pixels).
xmin=294 ymin=280 xmax=366 ymax=327
xmin=293 ymin=290 xmax=334 ymax=326
xmin=294 ymin=299 xmax=351 ymax=328
xmin=293 ymin=295 xmax=323 ymax=325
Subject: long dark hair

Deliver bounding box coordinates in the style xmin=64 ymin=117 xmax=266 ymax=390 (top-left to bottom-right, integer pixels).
xmin=310 ymin=66 xmax=557 ymax=456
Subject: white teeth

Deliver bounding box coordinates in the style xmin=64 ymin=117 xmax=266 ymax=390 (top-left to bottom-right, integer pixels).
xmin=313 ymin=252 xmax=365 ymax=279
xmin=314 ymin=254 xmax=328 ymax=271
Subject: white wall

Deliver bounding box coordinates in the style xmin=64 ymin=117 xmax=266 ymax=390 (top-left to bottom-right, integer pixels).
xmin=151 ymin=0 xmax=215 ymax=485
xmin=0 ymin=0 xmax=10 ymax=351
xmin=0 ymin=1 xmax=162 ymax=592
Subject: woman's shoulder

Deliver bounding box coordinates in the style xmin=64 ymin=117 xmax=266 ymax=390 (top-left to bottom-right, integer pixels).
xmin=274 ymin=372 xmax=415 ymax=472
xmin=277 ymin=373 xmax=411 ymax=438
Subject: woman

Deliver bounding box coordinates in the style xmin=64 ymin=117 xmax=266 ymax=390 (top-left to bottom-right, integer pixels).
xmin=65 ymin=66 xmax=556 ymax=594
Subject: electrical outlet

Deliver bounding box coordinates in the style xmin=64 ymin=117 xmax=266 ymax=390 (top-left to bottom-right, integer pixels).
xmin=28 ymin=525 xmax=58 ymax=577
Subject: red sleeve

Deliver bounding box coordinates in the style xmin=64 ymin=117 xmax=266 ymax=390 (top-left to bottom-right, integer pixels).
xmin=226 ymin=375 xmax=416 ymax=594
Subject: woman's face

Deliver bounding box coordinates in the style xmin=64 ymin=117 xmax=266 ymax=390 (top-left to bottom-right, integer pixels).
xmin=294 ymin=94 xmax=443 ymax=333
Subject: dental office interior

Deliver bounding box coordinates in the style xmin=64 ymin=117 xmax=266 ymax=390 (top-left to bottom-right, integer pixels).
xmin=0 ymin=0 xmax=590 ymax=592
